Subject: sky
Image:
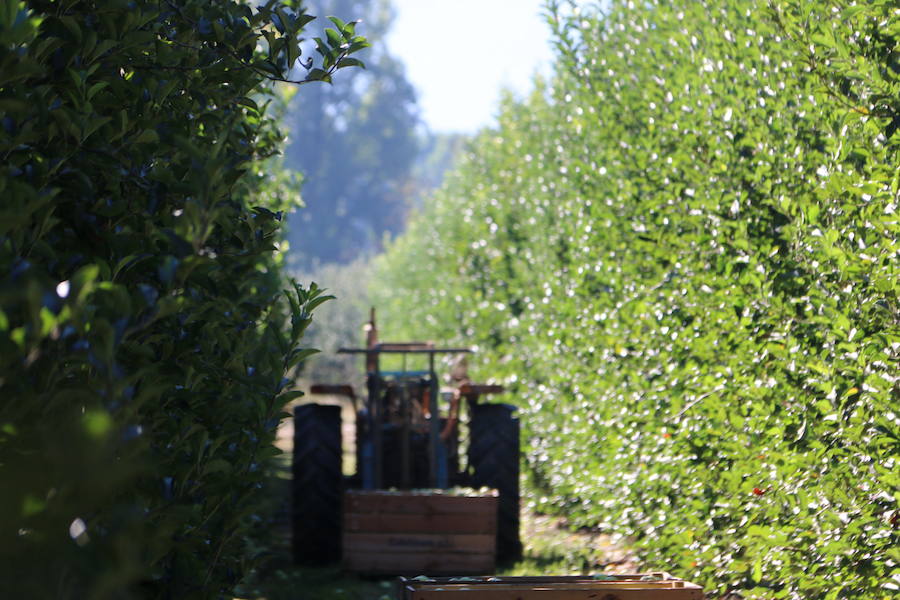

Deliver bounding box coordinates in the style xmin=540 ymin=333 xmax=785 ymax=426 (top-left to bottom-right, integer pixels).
xmin=385 ymin=1 xmax=556 ymax=134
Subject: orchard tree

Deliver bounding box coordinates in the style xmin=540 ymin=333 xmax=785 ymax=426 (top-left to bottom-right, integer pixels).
xmin=373 ymin=1 xmax=899 ymax=598
xmin=0 ymin=1 xmax=366 ymax=597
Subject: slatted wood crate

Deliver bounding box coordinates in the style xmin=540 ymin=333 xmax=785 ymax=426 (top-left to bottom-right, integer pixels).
xmin=342 ymin=489 xmax=498 ymax=575
xmin=396 ymin=573 xmax=704 ymax=600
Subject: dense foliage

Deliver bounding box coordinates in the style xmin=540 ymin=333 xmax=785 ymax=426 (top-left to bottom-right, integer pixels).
xmin=373 ymin=1 xmax=899 ymax=598
xmin=0 ymin=1 xmax=364 ymax=597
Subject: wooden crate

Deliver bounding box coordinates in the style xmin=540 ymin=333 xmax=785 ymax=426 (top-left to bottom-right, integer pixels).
xmin=396 ymin=573 xmax=704 ymax=600
xmin=342 ymin=489 xmax=498 ymax=575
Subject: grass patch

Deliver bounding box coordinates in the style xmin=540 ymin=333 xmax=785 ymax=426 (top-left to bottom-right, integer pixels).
xmin=237 ymin=565 xmax=394 ymax=600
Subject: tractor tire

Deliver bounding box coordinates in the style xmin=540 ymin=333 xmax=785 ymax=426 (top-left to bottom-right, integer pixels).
xmin=292 ymin=403 xmax=342 ymax=564
xmin=469 ymin=403 xmax=522 ymax=563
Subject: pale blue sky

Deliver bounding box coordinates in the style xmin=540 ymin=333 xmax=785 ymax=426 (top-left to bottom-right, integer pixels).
xmin=386 ymin=1 xmax=555 ymax=134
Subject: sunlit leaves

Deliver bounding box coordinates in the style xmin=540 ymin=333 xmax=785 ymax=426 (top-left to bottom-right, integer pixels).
xmin=373 ymin=1 xmax=898 ymax=598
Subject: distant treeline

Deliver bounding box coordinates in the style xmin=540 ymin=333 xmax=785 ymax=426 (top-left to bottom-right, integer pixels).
xmin=281 ymin=0 xmax=467 ymax=266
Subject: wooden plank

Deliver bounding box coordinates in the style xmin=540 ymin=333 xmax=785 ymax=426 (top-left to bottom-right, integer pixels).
xmin=345 ymin=511 xmax=496 ymax=534
xmin=344 ymin=491 xmax=498 ymax=516
xmin=405 ymin=581 xmax=697 ymax=590
xmin=342 ymin=491 xmax=498 ymax=575
xmin=344 ymin=532 xmax=495 ymax=554
xmin=342 ymin=549 xmax=494 ymax=575
xmin=401 ymin=574 xmax=682 ymax=585
xmin=406 ymin=589 xmax=704 ymax=600
xmin=397 ymin=575 xmax=704 ymax=600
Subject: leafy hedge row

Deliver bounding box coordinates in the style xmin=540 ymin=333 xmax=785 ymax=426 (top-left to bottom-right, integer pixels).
xmin=0 ymin=1 xmax=364 ymax=597
xmin=373 ymin=1 xmax=899 ymax=598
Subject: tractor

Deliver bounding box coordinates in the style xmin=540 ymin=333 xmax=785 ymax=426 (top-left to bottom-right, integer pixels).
xmin=292 ymin=309 xmax=522 ymax=570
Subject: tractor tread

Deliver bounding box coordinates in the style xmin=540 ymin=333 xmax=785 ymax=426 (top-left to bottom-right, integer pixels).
xmin=292 ymin=403 xmax=342 ymax=564
xmin=469 ymin=403 xmax=523 ymax=563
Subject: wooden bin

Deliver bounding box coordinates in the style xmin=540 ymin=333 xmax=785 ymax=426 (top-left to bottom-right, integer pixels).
xmin=396 ymin=573 xmax=704 ymax=600
xmin=342 ymin=489 xmax=498 ymax=575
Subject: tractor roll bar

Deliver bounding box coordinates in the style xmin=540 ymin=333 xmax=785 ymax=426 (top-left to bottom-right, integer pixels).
xmin=340 ymin=344 xmax=471 ymax=489
xmin=338 ymin=345 xmax=472 ymax=354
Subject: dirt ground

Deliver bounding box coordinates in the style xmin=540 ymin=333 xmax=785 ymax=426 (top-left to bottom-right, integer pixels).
xmin=248 ymin=401 xmax=643 ymax=599
xmin=513 ymin=511 xmax=640 ymax=576
xmin=238 ymin=505 xmax=642 ymax=600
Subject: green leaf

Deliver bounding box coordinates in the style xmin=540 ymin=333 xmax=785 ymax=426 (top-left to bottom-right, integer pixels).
xmin=22 ymin=494 xmax=46 ymax=517
xmin=83 ymin=411 xmax=112 ymax=438
xmin=305 ymin=68 xmax=331 ymax=83
xmin=134 ymin=129 xmax=159 ymax=145
xmin=203 ymin=459 xmax=232 ymax=475
xmin=336 ymin=57 xmax=365 ymax=70
xmin=287 ymin=348 xmax=319 ymax=368
xmin=277 ymin=390 xmax=306 ymax=404
xmin=327 ymin=16 xmax=347 ymax=32
xmin=325 ymin=27 xmax=343 ymax=48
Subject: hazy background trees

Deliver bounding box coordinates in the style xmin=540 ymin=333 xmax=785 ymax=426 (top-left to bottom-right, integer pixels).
xmin=283 ymin=0 xmax=464 ymax=268
xmin=284 ymin=0 xmax=468 ymax=381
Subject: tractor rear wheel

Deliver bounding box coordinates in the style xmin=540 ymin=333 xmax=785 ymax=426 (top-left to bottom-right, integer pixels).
xmin=469 ymin=403 xmax=522 ymax=563
xmin=292 ymin=403 xmax=342 ymax=564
